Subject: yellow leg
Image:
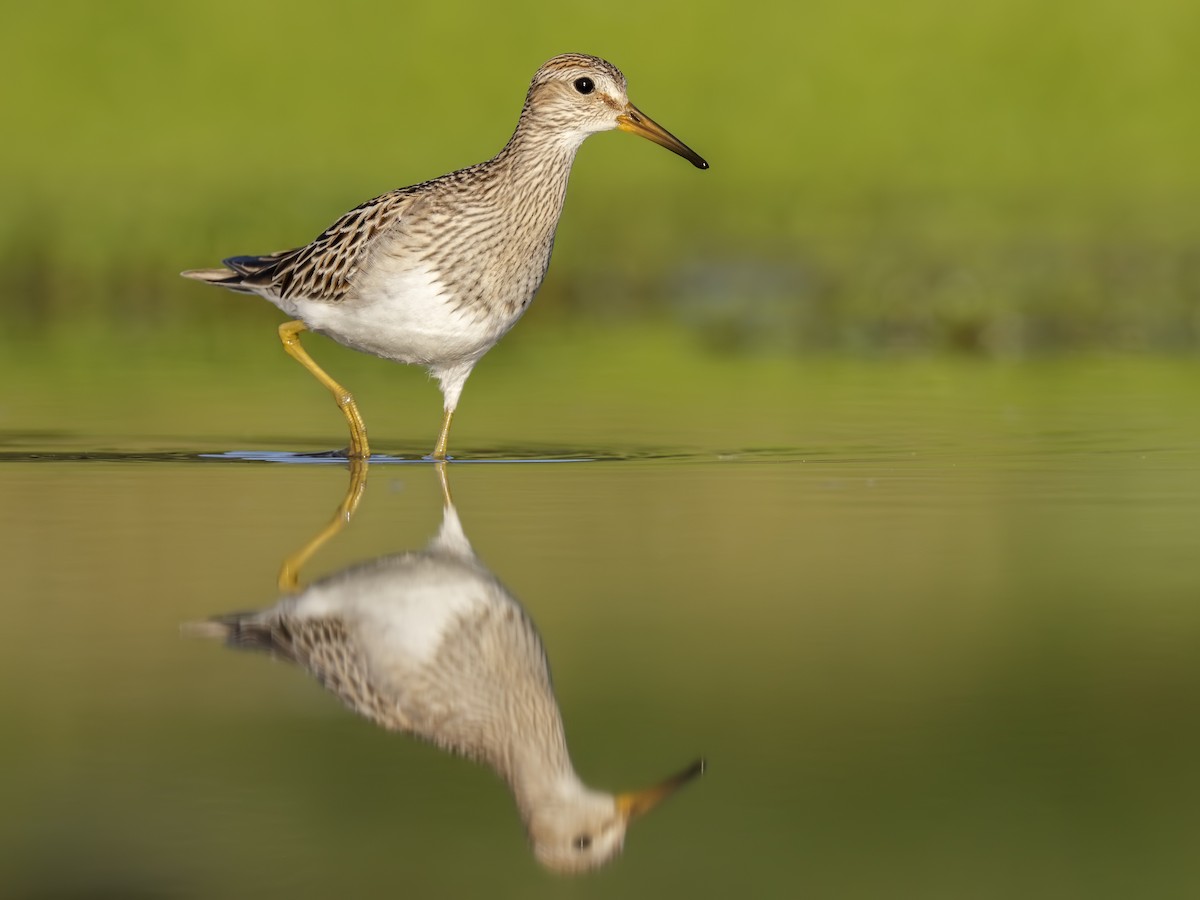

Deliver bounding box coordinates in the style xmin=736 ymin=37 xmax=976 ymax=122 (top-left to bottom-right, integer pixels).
xmin=278 ymin=320 xmax=370 ymax=459
xmin=431 ymin=407 xmax=455 ymax=460
xmin=277 ymin=458 xmax=368 ymax=592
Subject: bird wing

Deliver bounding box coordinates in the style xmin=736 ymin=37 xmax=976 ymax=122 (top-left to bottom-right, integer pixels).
xmin=182 ymin=188 xmax=419 ymax=302
xmin=206 ymin=612 xmax=412 ymax=731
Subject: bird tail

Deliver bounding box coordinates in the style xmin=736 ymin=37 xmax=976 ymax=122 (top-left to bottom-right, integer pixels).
xmin=181 ymin=614 xmax=298 ymax=663
xmin=180 ymin=253 xmax=289 ymax=294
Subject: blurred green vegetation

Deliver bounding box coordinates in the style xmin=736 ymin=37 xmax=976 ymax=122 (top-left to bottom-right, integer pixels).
xmin=3 ymin=0 xmax=1199 ymax=353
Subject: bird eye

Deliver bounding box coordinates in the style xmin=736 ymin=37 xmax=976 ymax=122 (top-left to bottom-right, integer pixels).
xmin=572 ymin=834 xmax=593 ymax=851
xmin=573 ymin=77 xmax=595 ymax=95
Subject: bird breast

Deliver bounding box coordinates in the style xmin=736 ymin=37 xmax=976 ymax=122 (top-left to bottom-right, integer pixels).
xmin=284 ymin=553 xmax=558 ymax=752
xmin=294 ymin=189 xmax=560 ymax=368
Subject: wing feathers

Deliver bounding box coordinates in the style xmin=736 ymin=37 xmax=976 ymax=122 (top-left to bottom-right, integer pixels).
xmin=180 ymin=190 xmax=415 ymax=302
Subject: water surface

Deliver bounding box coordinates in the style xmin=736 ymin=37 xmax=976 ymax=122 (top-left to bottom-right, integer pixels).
xmin=3 ymin=356 xmax=1199 ymax=898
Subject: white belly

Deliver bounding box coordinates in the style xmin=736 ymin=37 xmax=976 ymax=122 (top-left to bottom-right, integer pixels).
xmin=282 ymin=261 xmax=517 ymax=368
xmin=282 ymin=553 xmax=513 ymax=686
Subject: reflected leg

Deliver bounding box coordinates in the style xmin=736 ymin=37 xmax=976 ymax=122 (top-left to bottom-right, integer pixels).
xmin=278 ymin=319 xmax=370 ymax=459
xmin=277 ymin=458 xmax=369 ymax=592
xmin=435 ymin=460 xmax=453 ymax=507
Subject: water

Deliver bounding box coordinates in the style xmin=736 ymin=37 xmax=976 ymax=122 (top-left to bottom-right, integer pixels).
xmin=3 ymin=354 xmax=1200 ymax=898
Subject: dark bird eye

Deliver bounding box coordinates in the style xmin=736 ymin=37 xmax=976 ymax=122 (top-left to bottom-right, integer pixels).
xmin=573 ymin=77 xmax=595 ymax=95
xmin=573 ymin=834 xmax=593 ymax=851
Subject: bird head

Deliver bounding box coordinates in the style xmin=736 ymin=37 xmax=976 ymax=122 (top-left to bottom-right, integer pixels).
xmin=526 ymin=758 xmax=705 ymax=874
xmin=524 ymin=53 xmax=708 ymax=169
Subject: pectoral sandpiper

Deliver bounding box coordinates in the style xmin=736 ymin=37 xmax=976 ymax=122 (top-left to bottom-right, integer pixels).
xmin=188 ymin=469 xmax=703 ymax=872
xmin=182 ymin=53 xmax=707 ymax=459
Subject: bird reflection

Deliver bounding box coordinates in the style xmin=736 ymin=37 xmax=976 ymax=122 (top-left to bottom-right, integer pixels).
xmin=190 ymin=462 xmax=702 ymax=873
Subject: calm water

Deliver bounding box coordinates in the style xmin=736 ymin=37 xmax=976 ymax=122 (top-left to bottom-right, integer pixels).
xmin=3 ymin=354 xmax=1200 ymax=899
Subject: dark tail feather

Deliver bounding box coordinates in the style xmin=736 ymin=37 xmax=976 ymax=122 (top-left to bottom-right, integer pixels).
xmin=182 ymin=614 xmax=298 ymax=664
xmin=222 ymin=254 xmax=282 ymax=276
xmin=181 ymin=251 xmax=290 ymax=294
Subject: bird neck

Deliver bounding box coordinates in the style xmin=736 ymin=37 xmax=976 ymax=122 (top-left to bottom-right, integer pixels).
xmin=497 ymin=703 xmax=581 ymax=822
xmin=493 ymin=109 xmax=583 ymax=207
xmin=509 ymin=750 xmax=591 ymax=830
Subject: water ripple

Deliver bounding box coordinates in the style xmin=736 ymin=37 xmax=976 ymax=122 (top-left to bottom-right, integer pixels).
xmin=0 ymin=445 xmax=837 ymax=465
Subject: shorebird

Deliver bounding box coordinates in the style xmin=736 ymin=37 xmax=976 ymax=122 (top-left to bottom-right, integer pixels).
xmin=182 ymin=53 xmax=707 ymax=459
xmin=188 ymin=469 xmax=703 ymax=872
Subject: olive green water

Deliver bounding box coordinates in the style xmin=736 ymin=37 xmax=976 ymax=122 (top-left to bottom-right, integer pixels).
xmin=5 ymin=2 xmax=1200 ymax=895
xmin=3 ymin=342 xmax=1199 ymax=899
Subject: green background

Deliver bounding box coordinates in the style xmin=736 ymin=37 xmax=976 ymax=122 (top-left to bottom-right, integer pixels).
xmin=4 ymin=0 xmax=1198 ymax=354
